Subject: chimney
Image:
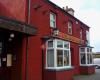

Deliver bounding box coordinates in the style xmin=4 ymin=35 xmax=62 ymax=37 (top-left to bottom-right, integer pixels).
xmin=67 ymin=8 xmax=75 ymax=16
xmin=63 ymin=6 xmax=75 ymax=16
xmin=63 ymin=6 xmax=68 ymax=12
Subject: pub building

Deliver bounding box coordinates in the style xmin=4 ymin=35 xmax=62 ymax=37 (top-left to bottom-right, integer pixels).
xmin=0 ymin=0 xmax=95 ymax=80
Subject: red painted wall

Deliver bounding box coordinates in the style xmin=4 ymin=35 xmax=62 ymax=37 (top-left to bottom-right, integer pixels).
xmin=26 ymin=36 xmax=42 ymax=80
xmin=27 ymin=0 xmax=90 ymax=80
xmin=44 ymin=70 xmax=74 ymax=80
xmin=80 ymin=66 xmax=95 ymax=74
xmin=71 ymin=43 xmax=80 ymax=75
xmin=0 ymin=0 xmax=27 ymax=22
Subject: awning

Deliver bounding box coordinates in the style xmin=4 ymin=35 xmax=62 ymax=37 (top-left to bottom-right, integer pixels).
xmin=0 ymin=16 xmax=37 ymax=35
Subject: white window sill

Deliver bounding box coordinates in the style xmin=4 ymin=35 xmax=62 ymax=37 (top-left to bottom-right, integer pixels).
xmin=80 ymin=64 xmax=96 ymax=67
xmin=45 ymin=66 xmax=74 ymax=71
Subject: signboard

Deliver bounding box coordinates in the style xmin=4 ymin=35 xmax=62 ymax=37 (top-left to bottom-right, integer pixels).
xmin=54 ymin=32 xmax=84 ymax=44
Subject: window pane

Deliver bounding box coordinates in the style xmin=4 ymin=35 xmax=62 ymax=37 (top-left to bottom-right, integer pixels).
xmin=81 ymin=54 xmax=86 ymax=64
xmin=57 ymin=40 xmax=63 ymax=48
xmin=80 ymin=48 xmax=85 ymax=52
xmin=64 ymin=42 xmax=69 ymax=49
xmin=50 ymin=13 xmax=55 ymax=20
xmin=90 ymin=54 xmax=92 ymax=64
xmin=50 ymin=21 xmax=55 ymax=28
xmin=57 ymin=50 xmax=63 ymax=67
xmin=87 ymin=54 xmax=89 ymax=64
xmin=68 ymin=28 xmax=72 ymax=34
xmin=64 ymin=50 xmax=69 ymax=66
xmin=90 ymin=48 xmax=92 ymax=52
xmin=47 ymin=49 xmax=54 ymax=67
xmin=48 ymin=40 xmax=53 ymax=47
xmin=87 ymin=48 xmax=89 ymax=52
xmin=87 ymin=54 xmax=92 ymax=64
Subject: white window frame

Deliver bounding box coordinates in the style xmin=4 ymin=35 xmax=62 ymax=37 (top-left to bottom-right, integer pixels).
xmin=68 ymin=21 xmax=73 ymax=34
xmin=86 ymin=30 xmax=90 ymax=46
xmin=50 ymin=12 xmax=56 ymax=28
xmin=79 ymin=47 xmax=93 ymax=66
xmin=46 ymin=39 xmax=71 ymax=69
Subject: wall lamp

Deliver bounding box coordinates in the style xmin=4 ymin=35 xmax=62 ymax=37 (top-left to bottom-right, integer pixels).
xmin=10 ymin=33 xmax=14 ymax=38
xmin=52 ymin=28 xmax=59 ymax=36
xmin=9 ymin=33 xmax=15 ymax=42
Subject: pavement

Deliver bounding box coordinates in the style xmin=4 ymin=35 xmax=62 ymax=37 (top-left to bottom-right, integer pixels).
xmin=74 ymin=69 xmax=100 ymax=80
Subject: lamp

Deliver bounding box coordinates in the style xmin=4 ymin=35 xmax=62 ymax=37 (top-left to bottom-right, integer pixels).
xmin=8 ymin=33 xmax=14 ymax=42
xmin=52 ymin=28 xmax=59 ymax=36
xmin=10 ymin=33 xmax=14 ymax=38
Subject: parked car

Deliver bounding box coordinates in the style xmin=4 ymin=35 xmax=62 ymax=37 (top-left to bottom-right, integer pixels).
xmin=95 ymin=65 xmax=100 ymax=69
xmin=93 ymin=58 xmax=100 ymax=69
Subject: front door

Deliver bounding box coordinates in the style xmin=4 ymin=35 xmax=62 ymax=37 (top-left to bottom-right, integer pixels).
xmin=0 ymin=30 xmax=23 ymax=80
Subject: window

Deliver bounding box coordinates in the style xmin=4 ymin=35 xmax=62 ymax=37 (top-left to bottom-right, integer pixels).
xmin=68 ymin=21 xmax=73 ymax=34
xmin=86 ymin=31 xmax=90 ymax=46
xmin=80 ymin=47 xmax=93 ymax=65
xmin=50 ymin=12 xmax=56 ymax=28
xmin=80 ymin=29 xmax=82 ymax=39
xmin=46 ymin=39 xmax=71 ymax=69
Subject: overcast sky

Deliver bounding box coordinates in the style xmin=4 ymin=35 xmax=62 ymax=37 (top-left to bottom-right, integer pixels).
xmin=50 ymin=0 xmax=100 ymax=52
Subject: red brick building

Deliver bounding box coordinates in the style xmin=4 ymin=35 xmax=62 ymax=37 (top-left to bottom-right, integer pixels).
xmin=0 ymin=0 xmax=95 ymax=80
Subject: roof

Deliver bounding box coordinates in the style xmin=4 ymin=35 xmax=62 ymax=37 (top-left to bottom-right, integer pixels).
xmin=0 ymin=16 xmax=37 ymax=35
xmin=79 ymin=45 xmax=94 ymax=48
xmin=44 ymin=0 xmax=90 ymax=28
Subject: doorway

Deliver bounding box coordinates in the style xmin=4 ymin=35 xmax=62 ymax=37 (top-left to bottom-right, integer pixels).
xmin=0 ymin=29 xmax=23 ymax=80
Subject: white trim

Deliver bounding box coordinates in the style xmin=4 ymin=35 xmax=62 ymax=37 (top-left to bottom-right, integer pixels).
xmin=45 ymin=66 xmax=73 ymax=70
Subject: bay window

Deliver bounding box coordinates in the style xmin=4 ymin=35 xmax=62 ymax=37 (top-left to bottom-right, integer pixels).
xmin=46 ymin=39 xmax=71 ymax=69
xmin=80 ymin=47 xmax=93 ymax=65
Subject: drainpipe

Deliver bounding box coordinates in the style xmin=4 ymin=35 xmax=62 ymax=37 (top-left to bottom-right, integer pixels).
xmin=25 ymin=36 xmax=29 ymax=80
xmin=25 ymin=0 xmax=31 ymax=80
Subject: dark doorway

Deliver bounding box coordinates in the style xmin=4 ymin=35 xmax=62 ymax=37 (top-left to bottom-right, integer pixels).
xmin=0 ymin=29 xmax=23 ymax=80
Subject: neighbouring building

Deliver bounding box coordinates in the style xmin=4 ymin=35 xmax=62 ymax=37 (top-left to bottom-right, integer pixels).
xmin=0 ymin=0 xmax=95 ymax=80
